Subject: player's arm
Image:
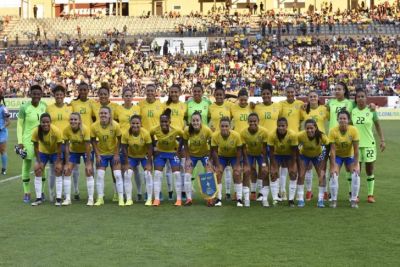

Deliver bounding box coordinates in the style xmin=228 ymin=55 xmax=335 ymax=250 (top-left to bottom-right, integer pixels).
xmin=374 ymin=119 xmax=385 ymax=152
xmin=4 ymin=108 xmax=10 ymax=128
xmin=329 ymin=143 xmax=337 ymax=174
xmin=17 ymin=106 xmax=25 ymax=147
xmin=91 ymin=137 xmax=101 ymax=165
xmin=210 ymin=146 xmax=219 ymax=169
xmin=352 ymin=140 xmax=360 ymax=173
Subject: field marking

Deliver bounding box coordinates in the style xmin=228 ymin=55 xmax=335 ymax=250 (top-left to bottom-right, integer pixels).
xmin=0 ymin=172 xmax=34 ymax=184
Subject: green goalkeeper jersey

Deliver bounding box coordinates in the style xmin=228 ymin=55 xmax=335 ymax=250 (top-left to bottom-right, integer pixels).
xmin=17 ymin=101 xmax=47 ymax=145
xmin=186 ymin=98 xmax=211 ymax=125
xmin=327 ymin=98 xmax=355 ymax=132
xmin=351 ymin=107 xmax=378 ymax=148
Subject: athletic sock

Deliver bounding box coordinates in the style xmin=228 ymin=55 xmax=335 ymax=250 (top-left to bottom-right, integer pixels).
xmin=234 ymin=183 xmax=243 ymax=200
xmin=114 ymin=170 xmax=124 ymax=198
xmin=184 ymin=173 xmax=192 ymax=200
xmin=1 ymin=153 xmax=7 ymax=169
xmin=134 ymin=168 xmax=142 ymax=195
xmin=217 ymin=183 xmax=222 ymax=200
xmin=367 ymin=175 xmax=375 ymax=196
xmin=297 ymin=184 xmax=304 ymax=201
xmin=351 ymin=172 xmax=360 ymax=201
xmin=280 ymin=167 xmax=288 ymax=193
xmin=34 ymin=176 xmax=42 ymax=199
xmin=86 ymin=176 xmax=94 ymax=201
xmin=270 ymin=180 xmax=279 ymax=200
xmin=153 ymin=170 xmax=162 ymax=201
xmin=22 ymin=159 xmax=32 ymax=194
xmin=55 ymin=176 xmax=63 ymax=199
xmin=63 ymin=176 xmax=71 ymax=201
xmin=261 ymin=186 xmax=270 ymax=201
xmin=329 ymin=174 xmax=339 ymax=201
xmin=124 ymin=169 xmax=133 ymax=201
xmin=250 ymin=182 xmax=256 ymax=193
xmin=96 ymin=169 xmax=105 ymax=198
xmin=256 ymin=179 xmax=263 ymax=192
xmin=224 ymin=167 xmax=232 ymax=194
xmin=72 ymin=165 xmax=80 ymax=195
xmin=318 ymin=186 xmax=325 ymax=201
xmin=144 ymin=170 xmax=153 ymax=200
xmin=305 ymin=169 xmax=313 ymax=192
xmin=289 ymin=180 xmax=297 ymax=201
xmin=173 ymin=171 xmax=182 ymax=201
xmin=346 ymin=172 xmax=352 ymax=193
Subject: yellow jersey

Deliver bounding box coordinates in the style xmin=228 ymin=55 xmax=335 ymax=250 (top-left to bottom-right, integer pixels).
xmin=70 ymin=99 xmax=96 ymax=128
xmin=92 ymin=102 xmax=119 ymax=122
xmin=328 ymin=125 xmax=359 ymax=158
xmin=121 ymin=128 xmax=152 ymax=158
xmin=46 ymin=104 xmax=72 ymax=136
xmin=230 ymin=104 xmax=252 ymax=134
xmin=115 ymin=104 xmax=141 ymax=133
xmin=165 ymin=102 xmax=187 ymax=130
xmin=63 ymin=124 xmax=91 ymax=153
xmin=297 ymin=130 xmax=329 ymax=157
xmin=211 ymin=130 xmax=242 ymax=157
xmin=241 ymin=127 xmax=269 ymax=156
xmin=138 ymin=99 xmax=164 ymax=131
xmin=31 ymin=125 xmax=63 ymax=154
xmin=208 ymin=101 xmax=232 ymax=131
xmin=301 ymin=105 xmax=329 ymax=133
xmin=150 ymin=126 xmax=183 ymax=153
xmin=90 ymin=121 xmax=122 ymax=155
xmin=183 ymin=125 xmax=212 ymax=157
xmin=254 ymin=102 xmax=282 ymax=132
xmin=280 ymin=100 xmax=304 ymax=133
xmin=268 ymin=129 xmax=298 ymax=156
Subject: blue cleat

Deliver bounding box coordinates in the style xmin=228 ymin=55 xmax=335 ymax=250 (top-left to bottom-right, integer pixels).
xmin=297 ymin=200 xmax=305 ymax=208
xmin=317 ymin=200 xmax=325 ymax=208
xmin=23 ymin=193 xmax=31 ymax=204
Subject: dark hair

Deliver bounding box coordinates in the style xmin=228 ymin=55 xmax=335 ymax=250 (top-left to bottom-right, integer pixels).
xmin=188 ymin=111 xmax=202 ymax=136
xmin=160 ymin=108 xmax=172 ymax=120
xmin=75 ymin=81 xmax=89 ymax=101
xmin=304 ymin=119 xmax=323 ymax=145
xmin=286 ymin=84 xmax=296 ymax=91
xmin=98 ymin=86 xmax=110 ymax=95
xmin=129 ymin=115 xmax=142 ymax=135
xmin=238 ymin=88 xmax=248 ymax=97
xmin=122 ymin=87 xmax=133 ymax=96
xmin=337 ymin=81 xmax=350 ymax=99
xmin=146 ymin=84 xmax=156 ymax=91
xmin=30 ymin=84 xmax=42 ymax=92
xmin=52 ymin=84 xmax=66 ymax=94
xmin=248 ymin=112 xmax=259 ymax=122
xmin=215 ymin=80 xmax=224 ymax=90
xmin=100 ymin=82 xmax=110 ymax=91
xmin=306 ymin=91 xmax=321 ymax=114
xmin=166 ymin=84 xmax=181 ymax=105
xmin=337 ymin=109 xmax=351 ymax=121
xmin=276 ymin=117 xmax=288 ymax=142
xmin=219 ymin=116 xmax=231 ymax=125
xmin=261 ymin=81 xmax=273 ymax=94
xmin=193 ymin=82 xmax=203 ymax=91
xmin=354 ymin=88 xmax=367 ymax=107
xmin=38 ymin=113 xmax=51 ymax=142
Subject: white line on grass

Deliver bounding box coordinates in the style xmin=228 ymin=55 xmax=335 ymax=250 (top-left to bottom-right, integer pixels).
xmin=0 ymin=171 xmax=34 ymax=184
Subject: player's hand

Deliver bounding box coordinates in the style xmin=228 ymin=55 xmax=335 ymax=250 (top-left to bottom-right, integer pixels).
xmin=205 ymin=160 xmax=213 ymax=172
xmin=353 ymin=163 xmax=360 ymax=175
xmin=145 ymin=162 xmax=152 ymax=172
xmin=96 ymin=155 xmax=101 ymax=166
xmin=368 ymin=103 xmax=377 ymax=111
xmin=185 ymin=158 xmax=192 ymax=171
xmin=380 ymin=141 xmax=386 ymax=152
xmin=55 ymin=160 xmax=63 ymax=174
xmin=113 ymin=155 xmax=120 ymax=165
xmin=243 ymin=163 xmax=251 ymax=175
xmin=249 ymin=101 xmax=256 ymax=109
xmin=85 ymin=162 xmax=93 ymax=176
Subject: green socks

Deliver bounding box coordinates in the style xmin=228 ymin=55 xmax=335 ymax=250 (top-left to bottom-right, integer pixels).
xmin=367 ymin=175 xmax=375 ymax=196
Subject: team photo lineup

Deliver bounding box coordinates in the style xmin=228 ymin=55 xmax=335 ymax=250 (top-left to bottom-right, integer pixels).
xmin=12 ymin=79 xmax=385 ymax=209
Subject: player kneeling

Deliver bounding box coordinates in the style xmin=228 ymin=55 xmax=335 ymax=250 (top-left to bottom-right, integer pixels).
xmin=63 ymin=113 xmax=94 ymax=206
xmin=31 ymin=113 xmax=63 ymax=206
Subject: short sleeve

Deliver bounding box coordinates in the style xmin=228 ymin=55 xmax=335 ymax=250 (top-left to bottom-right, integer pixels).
xmin=211 ymin=133 xmax=218 ymax=147
xmin=291 ymin=133 xmax=298 ymax=146
xmin=328 ymin=130 xmax=335 ymax=144
xmin=63 ymin=128 xmax=69 ymax=141
xmin=352 ymin=127 xmax=359 ymax=142
xmin=31 ymin=129 xmax=38 ymax=143
xmin=83 ymin=127 xmax=90 ymax=141
xmin=144 ymin=131 xmax=152 ymax=144
xmin=236 ymin=133 xmax=243 ymax=147
xmin=322 ymin=134 xmax=329 ymax=145
xmin=90 ymin=125 xmax=96 ymax=138
xmin=121 ymin=132 xmax=128 ymax=145
xmin=372 ymin=111 xmax=378 ymax=122
xmin=55 ymin=129 xmax=63 ymax=143
xmin=182 ymin=128 xmax=189 ymax=141
xmin=115 ymin=124 xmax=122 ymax=137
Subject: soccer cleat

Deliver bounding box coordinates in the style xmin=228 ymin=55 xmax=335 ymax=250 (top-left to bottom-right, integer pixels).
xmin=152 ymin=199 xmax=161 ymax=206
xmin=119 ymin=198 xmax=125 ymax=207
xmin=94 ymin=197 xmax=104 ymax=206
xmin=262 ymin=199 xmax=270 ymax=207
xmin=23 ymin=193 xmax=31 ymax=204
xmin=137 ymin=194 xmax=142 ymax=201
xmin=62 ymin=199 xmax=71 ymax=206
xmin=31 ymin=198 xmax=43 ymax=206
xmin=86 ymin=199 xmax=94 ymax=206
xmin=350 ymin=200 xmax=359 ymax=209
xmin=233 ymin=193 xmax=237 ymax=201
xmin=324 ymin=192 xmax=330 ymax=201
xmin=1 ymin=168 xmax=6 ymax=175
xmin=182 ymin=192 xmax=187 ymax=202
xmin=112 ymin=193 xmax=118 ymax=202
xmin=244 ymin=199 xmax=250 ymax=207
xmin=288 ymin=200 xmax=295 ymax=208
xmin=297 ymin=200 xmax=305 ymax=208
xmin=317 ymin=200 xmax=325 ymax=208
xmin=272 ymin=200 xmax=279 ymax=206
xmin=257 ymin=193 xmax=263 ymax=202
xmin=184 ymin=199 xmax=193 ymax=206
xmin=144 ymin=192 xmax=148 ymax=201
xmin=280 ymin=192 xmax=287 ymax=201
xmin=330 ymin=200 xmax=337 ymax=208
xmin=236 ymin=199 xmax=244 ymax=207
xmin=168 ymin=191 xmax=173 ymax=201
xmin=367 ymin=195 xmax=375 ymax=203
xmin=145 ymin=199 xmax=153 ymax=206
xmin=207 ymin=199 xmax=214 ymax=207
xmin=225 ymin=193 xmax=231 ymax=200
xmin=159 ymin=192 xmax=164 ymax=201
xmin=125 ymin=199 xmax=134 ymax=206
xmin=250 ymin=192 xmax=257 ymax=201
xmin=214 ymin=199 xmax=222 ymax=207
xmin=55 ymin=198 xmax=62 ymax=207
xmin=306 ymin=191 xmax=313 ymax=201
xmin=174 ymin=200 xmax=182 ymax=207
xmin=74 ymin=194 xmax=80 ymax=201
xmin=41 ymin=193 xmax=46 ymax=202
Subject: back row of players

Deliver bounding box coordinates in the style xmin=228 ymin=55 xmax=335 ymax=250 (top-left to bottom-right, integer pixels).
xmin=17 ymin=81 xmax=385 ymax=208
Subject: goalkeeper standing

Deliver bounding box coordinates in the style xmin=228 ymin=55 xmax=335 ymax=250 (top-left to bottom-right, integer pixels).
xmin=17 ymin=85 xmax=47 ymax=203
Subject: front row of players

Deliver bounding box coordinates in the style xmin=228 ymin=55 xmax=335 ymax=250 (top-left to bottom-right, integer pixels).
xmin=30 ymin=104 xmax=368 ymax=209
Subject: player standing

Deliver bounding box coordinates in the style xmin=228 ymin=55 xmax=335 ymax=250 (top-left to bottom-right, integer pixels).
xmin=0 ymin=89 xmax=10 ymax=175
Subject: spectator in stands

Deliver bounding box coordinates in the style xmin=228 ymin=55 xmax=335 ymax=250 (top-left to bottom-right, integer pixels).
xmin=33 ymin=5 xmax=38 ymax=19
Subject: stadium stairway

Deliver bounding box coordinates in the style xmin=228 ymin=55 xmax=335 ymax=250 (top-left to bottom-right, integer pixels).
xmin=0 ymin=17 xmax=20 ymax=41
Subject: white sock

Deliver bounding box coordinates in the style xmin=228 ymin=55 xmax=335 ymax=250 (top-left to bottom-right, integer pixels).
xmin=351 ymin=172 xmax=360 ymax=201
xmin=55 ymin=176 xmax=63 ymax=199
xmin=144 ymin=170 xmax=153 ymax=200
xmin=318 ymin=186 xmax=325 ymax=201
xmin=72 ymin=165 xmax=80 ymax=194
xmin=173 ymin=171 xmax=182 ymax=201
xmin=280 ymin=167 xmax=288 ymax=193
xmin=153 ymin=170 xmax=162 ymax=200
xmin=184 ymin=173 xmax=192 ymax=200
xmin=289 ymin=180 xmax=297 ymax=201
xmin=329 ymin=174 xmax=339 ymax=201
xmin=261 ymin=186 xmax=270 ymax=201
xmin=165 ymin=163 xmax=173 ymax=192
xmin=114 ymin=170 xmax=124 ymax=198
xmin=234 ymin=183 xmax=243 ymax=200
xmin=243 ymin=186 xmax=250 ymax=201
xmin=134 ymin=168 xmax=142 ymax=195
xmin=250 ymin=182 xmax=256 ymax=192
xmin=63 ymin=176 xmax=71 ymax=201
xmin=217 ymin=183 xmax=222 ymax=200
xmin=86 ymin=176 xmax=94 ymax=201
xmin=256 ymin=179 xmax=263 ymax=192
xmin=48 ymin=164 xmax=55 ymax=197
xmin=124 ymin=169 xmax=133 ymax=201
xmin=305 ymin=169 xmax=313 ymax=192
xmin=96 ymin=169 xmax=105 ymax=198
xmin=224 ymin=167 xmax=232 ymax=194
xmin=270 ymin=180 xmax=279 ymax=200
xmin=34 ymin=176 xmax=42 ymax=199
xmin=297 ymin=184 xmax=304 ymax=201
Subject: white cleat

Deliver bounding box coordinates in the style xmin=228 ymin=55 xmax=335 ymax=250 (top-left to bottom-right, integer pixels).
xmin=86 ymin=199 xmax=94 ymax=206
xmin=262 ymin=200 xmax=270 ymax=207
xmin=62 ymin=199 xmax=72 ymax=206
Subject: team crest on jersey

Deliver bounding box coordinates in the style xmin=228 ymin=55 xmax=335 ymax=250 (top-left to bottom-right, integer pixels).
xmin=198 ymin=172 xmax=218 ymax=200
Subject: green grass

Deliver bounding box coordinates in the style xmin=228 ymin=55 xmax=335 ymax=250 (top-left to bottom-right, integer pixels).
xmin=1 ymin=121 xmax=400 ymax=266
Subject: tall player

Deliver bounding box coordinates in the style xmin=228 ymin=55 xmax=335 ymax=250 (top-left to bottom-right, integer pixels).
xmin=17 ymin=85 xmax=47 ymax=203
xmin=352 ymin=89 xmax=385 ymax=203
xmin=186 ymin=83 xmax=211 ymax=125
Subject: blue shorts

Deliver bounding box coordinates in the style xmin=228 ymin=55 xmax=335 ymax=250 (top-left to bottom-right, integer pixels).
xmin=0 ymin=128 xmax=8 ymax=143
xmin=300 ymin=155 xmax=320 ymax=166
xmin=248 ymin=155 xmax=263 ymax=166
xmin=38 ymin=152 xmax=57 ymax=165
xmin=99 ymin=155 xmax=117 ymax=168
xmin=335 ymin=156 xmax=354 ymax=167
xmin=128 ymin=157 xmax=147 ymax=168
xmin=154 ymin=152 xmax=180 ymax=168
xmin=218 ymin=156 xmax=238 ymax=169
xmin=190 ymin=156 xmax=209 ymax=167
xmin=274 ymin=155 xmax=292 ymax=165
xmin=69 ymin=152 xmax=93 ymax=164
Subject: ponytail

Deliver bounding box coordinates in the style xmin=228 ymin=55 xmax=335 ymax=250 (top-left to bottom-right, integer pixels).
xmin=338 ymin=81 xmax=350 ymax=99
xmin=160 ymin=108 xmax=172 ymax=121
